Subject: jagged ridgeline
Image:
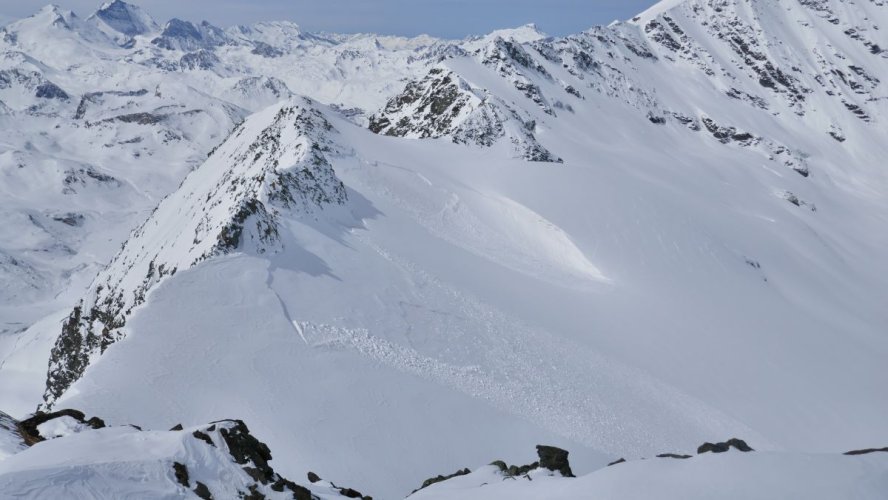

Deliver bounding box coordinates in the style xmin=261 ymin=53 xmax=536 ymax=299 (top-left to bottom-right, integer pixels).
xmin=368 ymin=0 xmax=884 ymax=173
xmin=369 ymin=65 xmax=562 ymax=162
xmin=44 ymin=98 xmax=347 ymax=406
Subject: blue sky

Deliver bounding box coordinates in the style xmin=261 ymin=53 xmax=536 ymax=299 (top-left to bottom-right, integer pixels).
xmin=0 ymin=0 xmax=659 ymax=37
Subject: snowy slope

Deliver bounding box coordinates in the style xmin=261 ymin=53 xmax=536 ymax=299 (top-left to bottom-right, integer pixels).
xmin=411 ymin=450 xmax=888 ymax=500
xmin=0 ymin=410 xmax=371 ymax=499
xmin=3 ymin=410 xmax=886 ymax=499
xmin=0 ymin=411 xmax=27 ymax=460
xmin=0 ymin=0 xmax=886 ymax=498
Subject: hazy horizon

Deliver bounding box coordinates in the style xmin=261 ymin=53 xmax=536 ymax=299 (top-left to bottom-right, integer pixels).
xmin=0 ymin=0 xmax=659 ymax=38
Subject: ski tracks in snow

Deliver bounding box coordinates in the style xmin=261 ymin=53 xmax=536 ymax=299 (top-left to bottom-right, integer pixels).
xmin=295 ymin=233 xmax=769 ymax=457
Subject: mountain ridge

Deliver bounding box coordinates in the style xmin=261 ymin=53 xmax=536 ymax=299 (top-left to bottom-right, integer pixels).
xmin=0 ymin=0 xmax=886 ymax=498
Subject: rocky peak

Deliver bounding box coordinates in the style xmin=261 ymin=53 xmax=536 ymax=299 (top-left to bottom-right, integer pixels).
xmin=91 ymin=0 xmax=158 ymax=36
xmin=43 ymin=98 xmax=348 ymax=407
xmin=32 ymin=5 xmax=78 ymax=30
xmin=152 ymin=18 xmax=232 ymax=51
xmin=479 ymin=36 xmax=555 ymax=115
xmin=368 ymin=66 xmax=561 ymax=162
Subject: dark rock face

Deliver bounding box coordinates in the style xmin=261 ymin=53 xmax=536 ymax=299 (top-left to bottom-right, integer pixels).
xmin=725 ymin=438 xmax=754 ymax=452
xmin=304 ymin=471 xmax=371 ymax=499
xmin=252 ymin=42 xmax=284 ymax=58
xmin=369 ymin=67 xmax=561 ymax=163
xmin=844 ymin=447 xmax=888 ymax=456
xmin=271 ymin=478 xmax=313 ymax=500
xmin=369 ymin=68 xmax=473 ymax=139
xmin=508 ymin=463 xmax=539 ymax=477
xmin=698 ymin=438 xmax=754 ymax=454
xmin=232 ymin=76 xmax=292 ymax=101
xmin=698 ymin=442 xmax=731 ymax=453
xmin=217 ymin=420 xmax=275 ymax=484
xmin=94 ymin=0 xmax=154 ymax=36
xmin=337 ymin=487 xmax=365 ymax=498
xmin=488 ymin=458 xmax=538 ymax=477
xmin=179 ymin=50 xmax=221 ymax=71
xmin=192 ymin=430 xmax=215 ymax=446
xmin=52 ymin=213 xmax=85 ymax=227
xmin=412 ymin=468 xmax=471 ymax=494
xmin=74 ymin=89 xmax=149 ymax=120
xmin=536 ymin=445 xmax=574 ymax=477
xmin=152 ymin=19 xmax=231 ymax=52
xmin=152 ymin=19 xmax=201 ymax=50
xmin=698 ymin=116 xmax=809 ymax=177
xmin=657 ymin=453 xmax=692 ymax=459
xmin=186 ymin=419 xmax=321 ymax=499
xmin=607 ymin=458 xmax=626 ymax=466
xmin=173 ymin=462 xmax=190 ymax=487
xmin=35 ymin=82 xmax=69 ymax=100
xmin=829 ymin=130 xmax=846 ymax=142
xmin=0 ymin=69 xmax=68 ymax=104
xmin=481 ymin=37 xmax=555 ymax=116
xmin=482 ymin=445 xmax=576 ymax=482
xmin=17 ymin=409 xmax=105 ymax=444
xmin=107 ymin=112 xmax=166 ymax=125
xmin=193 ymin=481 xmax=213 ymax=499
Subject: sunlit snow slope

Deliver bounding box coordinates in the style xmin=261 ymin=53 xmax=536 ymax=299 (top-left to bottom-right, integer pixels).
xmin=1 ymin=0 xmax=887 ymax=498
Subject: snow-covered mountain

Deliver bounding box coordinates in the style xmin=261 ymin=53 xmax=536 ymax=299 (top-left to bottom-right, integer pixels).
xmin=1 ymin=0 xmax=887 ymax=497
xmin=88 ymin=0 xmax=158 ymax=46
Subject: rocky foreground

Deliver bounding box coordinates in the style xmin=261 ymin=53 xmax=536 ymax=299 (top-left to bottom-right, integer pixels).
xmin=1 ymin=409 xmax=886 ymax=499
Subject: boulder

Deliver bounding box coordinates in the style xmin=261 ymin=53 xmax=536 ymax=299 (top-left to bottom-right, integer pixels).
xmin=536 ymin=445 xmax=574 ymax=477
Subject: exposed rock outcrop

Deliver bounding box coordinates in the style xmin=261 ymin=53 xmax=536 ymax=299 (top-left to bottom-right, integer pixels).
xmin=697 ymin=438 xmax=755 ymax=454
xmin=536 ymin=445 xmax=574 ymax=477
xmin=369 ymin=67 xmax=561 ymax=162
xmin=844 ymin=447 xmax=888 ymax=456
xmin=411 ymin=468 xmax=471 ymax=494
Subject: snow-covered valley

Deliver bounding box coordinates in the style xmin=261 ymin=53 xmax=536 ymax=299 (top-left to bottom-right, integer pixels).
xmin=1 ymin=0 xmax=887 ymax=498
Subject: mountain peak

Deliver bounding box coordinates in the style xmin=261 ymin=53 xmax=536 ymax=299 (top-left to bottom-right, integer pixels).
xmin=484 ymin=23 xmax=547 ymax=43
xmin=629 ymin=0 xmax=699 ymax=25
xmin=11 ymin=4 xmax=80 ymax=32
xmin=36 ymin=4 xmax=75 ymax=22
xmin=91 ymin=0 xmax=157 ymax=36
xmin=43 ymin=98 xmax=348 ymax=406
xmin=151 ymin=17 xmax=233 ymax=51
xmin=37 ymin=4 xmax=68 ymax=15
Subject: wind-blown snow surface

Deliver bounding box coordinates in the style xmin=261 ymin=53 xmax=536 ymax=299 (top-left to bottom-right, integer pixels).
xmin=0 ymin=0 xmax=887 ymax=497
